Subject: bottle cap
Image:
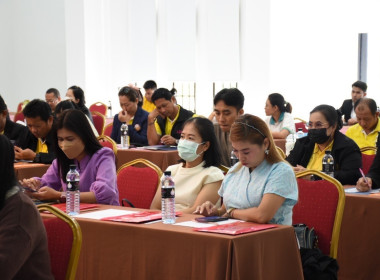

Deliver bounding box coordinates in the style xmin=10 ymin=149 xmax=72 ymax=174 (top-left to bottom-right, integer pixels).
xmin=325 ymin=150 xmax=331 ymax=154
xmin=69 ymin=164 xmax=77 ymax=170
xmin=164 ymin=171 xmax=171 ymax=176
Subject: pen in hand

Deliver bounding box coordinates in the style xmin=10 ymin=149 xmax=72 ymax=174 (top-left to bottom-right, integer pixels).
xmin=359 ymin=168 xmax=371 ymax=190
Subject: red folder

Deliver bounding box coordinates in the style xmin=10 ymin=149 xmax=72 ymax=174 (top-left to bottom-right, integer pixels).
xmin=52 ymin=203 xmax=99 ymax=212
xmin=194 ymin=221 xmax=277 ymax=235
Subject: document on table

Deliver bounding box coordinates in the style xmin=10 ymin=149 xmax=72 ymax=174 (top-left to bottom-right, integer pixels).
xmin=345 ymin=187 xmax=379 ymax=194
xmin=75 ymin=209 xmax=138 ymax=220
xmin=174 ymin=219 xmax=240 ymax=228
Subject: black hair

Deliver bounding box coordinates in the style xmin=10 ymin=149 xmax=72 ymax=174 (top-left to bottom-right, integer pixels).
xmin=354 ymin=98 xmax=378 ymax=115
xmin=0 ymin=135 xmax=17 ymax=210
xmin=213 ymin=88 xmax=244 ymax=111
xmin=0 ymin=95 xmax=7 ymax=111
xmin=54 ymin=109 xmax=102 ymax=182
xmin=23 ymin=99 xmax=52 ymax=122
xmin=267 ymin=93 xmax=292 ymax=113
xmin=310 ymin=105 xmax=343 ymax=130
xmin=143 ymin=80 xmax=157 ymax=90
xmin=151 ymin=88 xmax=176 ymax=103
xmin=55 ymin=100 xmax=77 ymax=117
xmin=181 ymin=117 xmax=221 ymax=168
xmin=352 ymin=81 xmax=367 ymax=92
xmin=46 ymin=88 xmax=60 ymax=98
xmin=118 ymin=86 xmax=143 ymax=107
xmin=68 ymin=85 xmax=86 ymax=107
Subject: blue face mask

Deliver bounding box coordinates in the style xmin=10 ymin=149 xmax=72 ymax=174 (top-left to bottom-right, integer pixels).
xmin=177 ymin=139 xmax=205 ymax=162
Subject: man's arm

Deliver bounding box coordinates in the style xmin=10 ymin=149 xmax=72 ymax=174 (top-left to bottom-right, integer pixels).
xmin=147 ymin=109 xmax=161 ymax=145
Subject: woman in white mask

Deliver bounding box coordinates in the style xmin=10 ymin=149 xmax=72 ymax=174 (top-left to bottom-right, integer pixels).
xmin=20 ymin=109 xmax=119 ymax=205
xmin=150 ymin=117 xmax=224 ymax=213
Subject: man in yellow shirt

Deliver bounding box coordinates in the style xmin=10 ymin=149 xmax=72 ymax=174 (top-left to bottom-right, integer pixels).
xmin=346 ymin=98 xmax=379 ymax=155
xmin=147 ymin=88 xmax=195 ymax=146
xmin=142 ymin=80 xmax=157 ymax=113
xmin=14 ymin=99 xmax=55 ymax=163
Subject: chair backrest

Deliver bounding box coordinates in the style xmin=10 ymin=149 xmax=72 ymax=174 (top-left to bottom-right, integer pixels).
xmin=117 ymin=158 xmax=163 ymax=208
xmin=38 ymin=205 xmax=82 ymax=280
xmin=294 ymin=170 xmax=345 ymax=258
xmin=218 ymin=165 xmax=229 ymax=175
xmin=14 ymin=111 xmax=25 ymax=123
xmin=103 ymin=122 xmax=113 ymax=137
xmin=276 ymin=146 xmax=286 ymax=159
xmin=361 ymin=153 xmax=376 ymax=175
xmin=91 ymin=111 xmax=106 ymax=135
xmin=89 ymin=102 xmax=107 ymax=116
xmin=360 ymin=146 xmax=377 ymax=153
xmin=294 ymin=117 xmax=308 ymax=133
xmin=97 ymin=135 xmax=118 ymax=155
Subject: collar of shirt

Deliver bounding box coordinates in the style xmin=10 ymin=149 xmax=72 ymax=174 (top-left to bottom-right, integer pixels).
xmin=361 ymin=118 xmax=380 ymax=136
xmin=270 ymin=112 xmax=285 ymax=125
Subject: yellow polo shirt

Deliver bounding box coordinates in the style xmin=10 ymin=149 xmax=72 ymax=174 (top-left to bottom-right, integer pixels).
xmin=36 ymin=138 xmax=48 ymax=153
xmin=142 ymin=97 xmax=156 ymax=113
xmin=155 ymin=105 xmax=196 ymax=136
xmin=345 ymin=119 xmax=380 ymax=155
xmin=307 ymin=140 xmax=334 ymax=171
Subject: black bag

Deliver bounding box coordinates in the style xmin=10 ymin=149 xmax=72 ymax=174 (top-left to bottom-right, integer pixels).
xmin=293 ymin=223 xmax=318 ymax=249
xmin=300 ymin=248 xmax=339 ymax=280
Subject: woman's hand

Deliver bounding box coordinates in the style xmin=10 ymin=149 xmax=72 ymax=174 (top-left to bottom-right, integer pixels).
xmin=193 ymin=201 xmax=218 ymax=216
xmin=293 ymin=165 xmax=306 ymax=172
xmin=118 ymin=110 xmax=132 ymax=123
xmin=356 ymin=177 xmax=372 ymax=192
xmin=160 ymin=135 xmax=177 ymax=145
xmin=19 ymin=178 xmax=41 ymax=191
xmin=32 ymin=187 xmax=61 ymax=201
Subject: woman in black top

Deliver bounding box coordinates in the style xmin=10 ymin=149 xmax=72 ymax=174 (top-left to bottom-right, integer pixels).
xmin=66 ymin=85 xmax=94 ymax=123
xmin=286 ymin=104 xmax=361 ymax=185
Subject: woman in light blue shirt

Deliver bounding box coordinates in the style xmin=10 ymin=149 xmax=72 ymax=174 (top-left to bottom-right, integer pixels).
xmin=194 ymin=114 xmax=298 ymax=225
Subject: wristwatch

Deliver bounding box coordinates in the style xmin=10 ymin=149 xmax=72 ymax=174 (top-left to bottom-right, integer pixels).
xmin=226 ymin=208 xmax=236 ymax=218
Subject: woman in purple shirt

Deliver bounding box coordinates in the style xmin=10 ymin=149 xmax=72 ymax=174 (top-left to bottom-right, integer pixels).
xmin=21 ymin=109 xmax=119 ymax=205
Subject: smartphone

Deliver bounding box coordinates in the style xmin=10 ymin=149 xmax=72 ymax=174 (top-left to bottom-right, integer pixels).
xmin=195 ymin=216 xmax=229 ymax=223
xmin=20 ymin=186 xmax=38 ymax=193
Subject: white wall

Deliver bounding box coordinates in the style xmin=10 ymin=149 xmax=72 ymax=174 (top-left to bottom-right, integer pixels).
xmin=1 ymin=0 xmax=380 ymax=120
xmin=0 ymin=0 xmax=67 ymax=111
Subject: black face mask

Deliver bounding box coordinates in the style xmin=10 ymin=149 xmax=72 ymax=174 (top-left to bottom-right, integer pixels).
xmin=308 ymin=128 xmax=330 ymax=144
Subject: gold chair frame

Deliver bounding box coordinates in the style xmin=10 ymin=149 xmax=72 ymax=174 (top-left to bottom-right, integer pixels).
xmin=103 ymin=122 xmax=113 ymax=137
xmin=38 ymin=204 xmax=82 ymax=280
xmin=360 ymin=146 xmax=377 ymax=153
xmin=97 ymin=135 xmax=118 ymax=156
xmin=276 ymin=146 xmax=286 ymax=159
xmin=294 ymin=117 xmax=307 ymax=123
xmin=295 ymin=169 xmax=345 ymax=258
xmin=89 ymin=102 xmax=108 ymax=116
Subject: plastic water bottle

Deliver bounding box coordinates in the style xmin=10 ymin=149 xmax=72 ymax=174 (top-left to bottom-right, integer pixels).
xmin=161 ymin=171 xmax=175 ymax=224
xmin=322 ymin=150 xmax=334 ymax=177
xmin=230 ymin=150 xmax=239 ymax=167
xmin=120 ymin=123 xmax=129 ymax=148
xmin=66 ymin=164 xmax=80 ymax=216
xmin=296 ymin=128 xmax=304 ymax=139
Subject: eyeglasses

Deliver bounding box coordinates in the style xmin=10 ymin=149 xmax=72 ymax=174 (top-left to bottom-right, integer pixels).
xmin=234 ymin=121 xmax=266 ymax=138
xmin=306 ymin=122 xmax=329 ymax=129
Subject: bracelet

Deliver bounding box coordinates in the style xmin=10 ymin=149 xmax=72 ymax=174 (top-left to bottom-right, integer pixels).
xmin=226 ymin=208 xmax=236 ymax=218
xmin=217 ymin=208 xmax=222 ymax=216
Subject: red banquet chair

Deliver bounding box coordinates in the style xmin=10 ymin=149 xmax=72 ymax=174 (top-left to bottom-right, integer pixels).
xmin=294 ymin=170 xmax=345 ymax=258
xmin=294 ymin=117 xmax=308 ymax=133
xmin=91 ymin=111 xmax=106 ymax=135
xmin=14 ymin=111 xmax=25 ymax=123
xmin=38 ymin=204 xmax=82 ymax=280
xmin=360 ymin=146 xmax=377 ymax=175
xmin=89 ymin=102 xmax=107 ymax=116
xmin=103 ymin=122 xmax=113 ymax=137
xmin=97 ymin=135 xmax=117 ymax=156
xmin=117 ymin=158 xmax=162 ymax=208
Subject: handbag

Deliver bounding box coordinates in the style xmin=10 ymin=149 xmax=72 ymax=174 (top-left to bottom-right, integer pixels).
xmin=293 ymin=223 xmax=318 ymax=249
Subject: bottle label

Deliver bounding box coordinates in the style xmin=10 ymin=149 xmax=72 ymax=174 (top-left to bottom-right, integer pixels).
xmin=67 ymin=180 xmax=79 ymax=191
xmin=162 ymin=187 xmax=175 ymax=199
xmin=322 ymin=164 xmax=334 ymax=173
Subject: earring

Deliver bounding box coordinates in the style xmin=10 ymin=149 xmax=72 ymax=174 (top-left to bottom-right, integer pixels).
xmin=265 ymin=149 xmax=269 ymax=155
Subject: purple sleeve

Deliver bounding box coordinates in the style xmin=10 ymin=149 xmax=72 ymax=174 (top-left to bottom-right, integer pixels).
xmin=36 ymin=160 xmax=63 ymax=191
xmin=89 ymin=148 xmax=119 ymax=205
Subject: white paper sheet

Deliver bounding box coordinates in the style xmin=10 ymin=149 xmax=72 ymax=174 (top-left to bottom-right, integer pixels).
xmin=75 ymin=209 xmax=138 ymax=220
xmin=174 ymin=219 xmax=240 ymax=228
xmin=345 ymin=187 xmax=379 ymax=194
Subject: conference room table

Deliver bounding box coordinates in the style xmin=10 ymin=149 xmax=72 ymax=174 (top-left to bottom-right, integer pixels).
xmin=14 ymin=161 xmax=50 ymax=180
xmin=42 ymin=205 xmax=304 ymax=280
xmin=337 ymin=193 xmax=380 ymax=280
xmin=116 ymin=148 xmax=180 ymax=171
